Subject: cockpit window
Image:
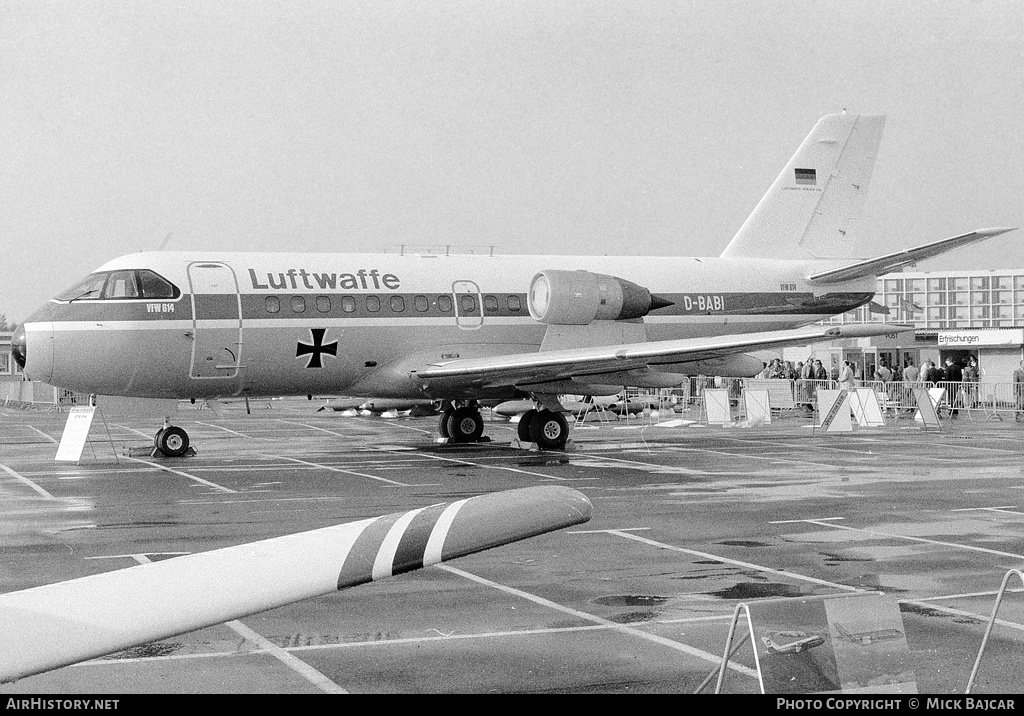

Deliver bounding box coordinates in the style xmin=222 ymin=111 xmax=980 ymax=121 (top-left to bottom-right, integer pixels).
xmin=55 ymin=274 xmax=108 ymax=302
xmin=138 ymin=270 xmax=178 ymax=299
xmin=54 ymin=269 xmax=181 ymax=302
xmin=104 ymin=270 xmax=139 ymax=299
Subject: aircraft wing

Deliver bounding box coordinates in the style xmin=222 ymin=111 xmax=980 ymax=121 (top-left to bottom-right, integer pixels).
xmin=0 ymin=486 xmax=592 ymax=684
xmin=413 ymin=323 xmax=909 ymax=392
xmin=806 ymin=227 xmax=1016 ymax=284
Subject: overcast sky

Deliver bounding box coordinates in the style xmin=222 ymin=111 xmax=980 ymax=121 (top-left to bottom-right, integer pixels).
xmin=2 ymin=0 xmax=1022 ymax=323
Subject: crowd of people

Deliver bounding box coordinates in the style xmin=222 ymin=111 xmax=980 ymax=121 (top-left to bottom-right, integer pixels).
xmin=755 ymin=356 xmax=1024 ymax=421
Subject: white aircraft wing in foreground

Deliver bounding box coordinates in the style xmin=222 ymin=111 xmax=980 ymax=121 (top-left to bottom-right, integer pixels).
xmin=0 ymin=485 xmax=592 ymax=684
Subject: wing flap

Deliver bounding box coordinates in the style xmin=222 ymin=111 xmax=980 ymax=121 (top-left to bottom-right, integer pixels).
xmin=807 ymin=227 xmax=1016 ymax=284
xmin=413 ymin=323 xmax=910 ymax=391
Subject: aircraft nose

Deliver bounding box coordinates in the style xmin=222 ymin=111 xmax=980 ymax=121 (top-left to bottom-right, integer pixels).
xmin=11 ymin=324 xmax=26 ymax=371
xmin=16 ymin=305 xmax=55 ymax=384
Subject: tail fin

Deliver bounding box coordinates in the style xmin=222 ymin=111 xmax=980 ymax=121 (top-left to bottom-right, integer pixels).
xmin=720 ymin=113 xmax=885 ymax=260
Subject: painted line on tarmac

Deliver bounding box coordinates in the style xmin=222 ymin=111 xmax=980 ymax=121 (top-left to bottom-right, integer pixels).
xmin=583 ymin=528 xmax=866 ymax=594
xmin=265 ymin=454 xmax=412 ymax=487
xmin=114 ymin=424 xmax=155 ymax=439
xmin=951 ymin=506 xmax=1024 ymax=516
xmin=403 ymin=451 xmax=570 ymax=482
xmin=25 ymin=425 xmax=59 ymax=444
xmin=439 ymin=564 xmax=758 ymax=677
xmin=0 ymin=462 xmax=57 ymax=500
xmin=572 ymin=453 xmax=703 ymax=475
xmin=899 ymin=598 xmax=1024 ymax=634
xmin=194 ymin=421 xmax=261 ymax=439
xmin=351 ymin=416 xmax=434 ymax=435
xmin=122 ymin=456 xmax=238 ymax=494
xmin=666 ymin=446 xmax=839 ymax=469
xmin=797 ymin=519 xmax=1024 ymax=560
xmin=128 ymin=553 xmax=346 ymax=693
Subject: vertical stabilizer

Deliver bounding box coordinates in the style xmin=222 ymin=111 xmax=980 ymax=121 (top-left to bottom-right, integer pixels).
xmin=720 ymin=113 xmax=885 ymax=260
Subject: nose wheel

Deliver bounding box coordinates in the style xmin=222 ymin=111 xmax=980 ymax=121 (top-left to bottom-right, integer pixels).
xmin=154 ymin=426 xmax=191 ymax=457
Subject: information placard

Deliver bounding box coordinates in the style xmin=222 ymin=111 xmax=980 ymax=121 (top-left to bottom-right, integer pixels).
xmin=55 ymin=406 xmax=96 ymax=463
xmin=703 ymin=389 xmax=731 ymax=426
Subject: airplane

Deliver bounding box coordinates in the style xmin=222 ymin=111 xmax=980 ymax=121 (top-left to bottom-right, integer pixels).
xmin=0 ymin=485 xmax=592 ymax=684
xmin=11 ymin=112 xmax=1015 ymax=454
xmin=762 ymin=630 xmax=827 ymax=655
xmin=833 ymin=622 xmax=904 ymax=646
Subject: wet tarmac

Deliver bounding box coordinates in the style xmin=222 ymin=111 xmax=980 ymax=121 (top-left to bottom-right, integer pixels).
xmin=1 ymin=399 xmax=1023 ymax=694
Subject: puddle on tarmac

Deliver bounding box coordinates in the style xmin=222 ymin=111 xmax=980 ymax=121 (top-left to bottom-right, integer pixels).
xmin=708 ymin=582 xmax=804 ymax=599
xmin=716 ymin=540 xmax=771 ymax=548
xmin=593 ymin=595 xmax=668 ymax=607
xmin=610 ymin=611 xmax=657 ymax=624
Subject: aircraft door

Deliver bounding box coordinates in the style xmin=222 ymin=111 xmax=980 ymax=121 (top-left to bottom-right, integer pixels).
xmin=453 ymin=280 xmax=483 ymax=329
xmin=188 ymin=262 xmax=242 ymax=379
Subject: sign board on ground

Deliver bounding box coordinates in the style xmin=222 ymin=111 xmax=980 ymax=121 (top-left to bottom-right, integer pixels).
xmin=704 ymin=389 xmax=731 ymax=426
xmin=55 ymin=406 xmax=96 ymax=463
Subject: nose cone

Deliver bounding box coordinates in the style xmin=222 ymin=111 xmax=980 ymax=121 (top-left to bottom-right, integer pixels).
xmin=17 ymin=305 xmax=54 ymax=384
xmin=11 ymin=325 xmax=26 ymax=371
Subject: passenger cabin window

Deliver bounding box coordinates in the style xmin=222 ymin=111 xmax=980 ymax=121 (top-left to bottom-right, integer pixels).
xmin=291 ymin=296 xmax=306 ymax=313
xmin=484 ymin=295 xmax=499 ymax=312
xmin=460 ymin=294 xmax=476 ymax=312
xmin=265 ymin=296 xmax=281 ymax=313
xmin=103 ymin=271 xmax=139 ymax=299
xmin=341 ymin=296 xmax=356 ymax=313
xmin=366 ymin=296 xmax=381 ymax=312
xmin=437 ymin=295 xmax=452 ymax=312
xmin=414 ymin=295 xmax=429 ymax=312
xmin=390 ymin=296 xmax=405 ymax=312
xmin=507 ymin=295 xmax=522 ymax=311
xmin=316 ymin=296 xmax=331 ymax=313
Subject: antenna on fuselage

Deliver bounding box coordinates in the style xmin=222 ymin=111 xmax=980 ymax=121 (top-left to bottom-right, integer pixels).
xmin=157 ymin=232 xmax=174 ymax=251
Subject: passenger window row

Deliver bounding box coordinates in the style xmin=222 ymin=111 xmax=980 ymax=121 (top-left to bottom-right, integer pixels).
xmin=264 ymin=294 xmax=524 ymax=315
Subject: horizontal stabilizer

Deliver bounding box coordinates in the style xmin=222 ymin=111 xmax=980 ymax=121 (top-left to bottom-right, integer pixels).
xmin=0 ymin=486 xmax=592 ymax=683
xmin=807 ymin=228 xmax=1016 ymax=284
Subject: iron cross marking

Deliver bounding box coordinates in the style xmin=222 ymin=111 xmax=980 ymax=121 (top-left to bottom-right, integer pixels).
xmin=296 ymin=328 xmax=338 ymax=369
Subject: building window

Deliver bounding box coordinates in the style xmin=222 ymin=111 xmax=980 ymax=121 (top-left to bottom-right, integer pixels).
xmin=927 ymin=278 xmax=947 ymax=291
xmin=0 ymin=351 xmax=9 ymax=374
xmin=948 ymin=292 xmax=967 ymax=306
xmin=884 ymin=279 xmax=903 ymax=293
xmin=970 ymin=291 xmax=989 ymax=305
xmin=265 ymin=296 xmax=281 ymax=313
xmin=291 ymin=296 xmax=305 ymax=313
xmin=316 ymin=296 xmax=331 ymax=313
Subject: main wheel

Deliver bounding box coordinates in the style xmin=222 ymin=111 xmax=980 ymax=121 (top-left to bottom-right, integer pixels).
xmin=446 ymin=407 xmax=484 ymax=443
xmin=153 ymin=427 xmax=167 ymax=448
xmin=438 ymin=408 xmax=456 ymax=438
xmin=517 ymin=409 xmax=538 ymax=442
xmin=156 ymin=426 xmax=190 ymax=457
xmin=528 ymin=409 xmax=569 ymax=450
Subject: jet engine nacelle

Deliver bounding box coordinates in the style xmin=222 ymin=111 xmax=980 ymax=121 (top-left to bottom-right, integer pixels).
xmin=528 ymin=270 xmax=665 ymax=325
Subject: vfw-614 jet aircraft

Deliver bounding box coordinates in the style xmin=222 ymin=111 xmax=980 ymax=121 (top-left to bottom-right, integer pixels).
xmin=12 ymin=113 xmax=1014 ymax=454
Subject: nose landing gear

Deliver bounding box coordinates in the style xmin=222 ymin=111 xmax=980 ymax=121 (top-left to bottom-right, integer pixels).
xmin=153 ymin=423 xmax=193 ymax=458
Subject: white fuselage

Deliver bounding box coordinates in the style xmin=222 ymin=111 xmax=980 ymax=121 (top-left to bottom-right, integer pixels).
xmin=19 ymin=251 xmax=875 ymax=399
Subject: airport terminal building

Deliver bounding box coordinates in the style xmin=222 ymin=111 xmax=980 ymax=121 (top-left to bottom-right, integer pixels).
xmin=785 ymin=268 xmax=1024 ymax=385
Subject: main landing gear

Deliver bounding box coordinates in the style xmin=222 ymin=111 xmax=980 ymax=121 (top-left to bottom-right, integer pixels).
xmin=436 ymin=400 xmax=570 ymax=450
xmin=153 ymin=424 xmax=191 ymax=457
xmin=438 ymin=402 xmax=488 ymax=443
xmin=515 ymin=409 xmax=570 ymax=450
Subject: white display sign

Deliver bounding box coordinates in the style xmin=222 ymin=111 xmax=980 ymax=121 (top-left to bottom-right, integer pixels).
xmin=55 ymin=406 xmax=96 ymax=463
xmin=937 ymin=329 xmax=1024 ymax=346
xmin=704 ymin=389 xmax=732 ymax=426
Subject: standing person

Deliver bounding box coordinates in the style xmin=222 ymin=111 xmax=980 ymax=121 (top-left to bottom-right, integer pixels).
xmin=798 ymin=358 xmax=814 ymax=412
xmin=1013 ymin=359 xmax=1024 ymax=423
xmin=943 ymin=356 xmax=963 ymax=417
xmin=838 ymin=360 xmax=856 ymax=390
xmin=962 ymin=356 xmax=979 ymax=409
xmin=903 ymin=360 xmax=920 ymax=384
xmin=924 ymin=360 xmax=943 ymax=385
xmin=874 ymin=359 xmax=892 ymax=383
